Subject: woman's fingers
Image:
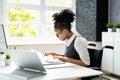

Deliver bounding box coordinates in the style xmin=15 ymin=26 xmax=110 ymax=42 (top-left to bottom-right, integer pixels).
xmin=43 ymin=53 xmax=50 ymax=56
xmin=43 ymin=52 xmax=56 ymax=56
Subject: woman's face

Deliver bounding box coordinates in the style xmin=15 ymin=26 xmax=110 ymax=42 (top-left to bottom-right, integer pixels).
xmin=54 ymin=28 xmax=68 ymax=41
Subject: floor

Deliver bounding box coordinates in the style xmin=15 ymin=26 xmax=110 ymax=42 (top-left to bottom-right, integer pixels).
xmin=103 ymin=73 xmax=120 ymax=80
xmin=76 ymin=73 xmax=120 ymax=80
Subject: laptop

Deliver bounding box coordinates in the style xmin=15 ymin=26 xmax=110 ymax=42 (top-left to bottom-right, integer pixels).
xmin=6 ymin=49 xmax=74 ymax=79
xmin=0 ymin=24 xmax=8 ymax=65
xmin=0 ymin=24 xmax=8 ymax=50
xmin=8 ymin=49 xmax=73 ymax=72
xmin=7 ymin=49 xmax=46 ymax=79
xmin=9 ymin=49 xmax=46 ymax=72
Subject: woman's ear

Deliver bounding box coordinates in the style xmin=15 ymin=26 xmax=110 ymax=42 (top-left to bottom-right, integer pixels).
xmin=62 ymin=29 xmax=66 ymax=33
xmin=63 ymin=29 xmax=70 ymax=33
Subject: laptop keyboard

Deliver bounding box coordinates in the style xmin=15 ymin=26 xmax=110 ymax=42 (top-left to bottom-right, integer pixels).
xmin=31 ymin=49 xmax=64 ymax=65
xmin=42 ymin=56 xmax=64 ymax=65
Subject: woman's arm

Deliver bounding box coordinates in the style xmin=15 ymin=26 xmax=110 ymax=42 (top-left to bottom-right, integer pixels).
xmin=74 ymin=37 xmax=90 ymax=66
xmin=55 ymin=56 xmax=89 ymax=67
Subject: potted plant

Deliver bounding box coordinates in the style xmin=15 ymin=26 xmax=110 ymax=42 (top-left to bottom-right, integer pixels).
xmin=114 ymin=23 xmax=120 ymax=32
xmin=5 ymin=53 xmax=11 ymax=66
xmin=106 ymin=23 xmax=113 ymax=32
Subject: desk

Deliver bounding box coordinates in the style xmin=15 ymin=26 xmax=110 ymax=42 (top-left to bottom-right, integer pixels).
xmin=0 ymin=64 xmax=102 ymax=80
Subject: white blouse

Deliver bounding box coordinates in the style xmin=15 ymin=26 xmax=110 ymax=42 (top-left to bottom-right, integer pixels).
xmin=65 ymin=33 xmax=90 ymax=65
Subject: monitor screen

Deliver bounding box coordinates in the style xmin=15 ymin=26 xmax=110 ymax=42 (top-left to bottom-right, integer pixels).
xmin=0 ymin=24 xmax=8 ymax=49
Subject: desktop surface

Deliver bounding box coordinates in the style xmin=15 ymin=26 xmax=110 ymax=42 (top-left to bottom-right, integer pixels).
xmin=0 ymin=63 xmax=102 ymax=80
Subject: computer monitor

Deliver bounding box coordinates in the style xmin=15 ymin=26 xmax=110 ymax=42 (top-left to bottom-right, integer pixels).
xmin=0 ymin=24 xmax=8 ymax=50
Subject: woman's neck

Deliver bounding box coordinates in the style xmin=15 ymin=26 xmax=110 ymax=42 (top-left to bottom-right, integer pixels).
xmin=67 ymin=31 xmax=73 ymax=39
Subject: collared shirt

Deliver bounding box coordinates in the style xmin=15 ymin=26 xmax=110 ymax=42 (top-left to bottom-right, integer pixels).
xmin=65 ymin=33 xmax=90 ymax=65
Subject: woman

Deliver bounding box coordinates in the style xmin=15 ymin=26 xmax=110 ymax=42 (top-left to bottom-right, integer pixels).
xmin=44 ymin=9 xmax=90 ymax=67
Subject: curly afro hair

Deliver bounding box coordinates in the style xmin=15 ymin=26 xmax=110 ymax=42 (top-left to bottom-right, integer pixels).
xmin=52 ymin=9 xmax=75 ymax=31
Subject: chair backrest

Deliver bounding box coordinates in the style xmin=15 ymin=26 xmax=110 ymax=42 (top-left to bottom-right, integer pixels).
xmin=88 ymin=48 xmax=103 ymax=67
xmin=88 ymin=44 xmax=114 ymax=69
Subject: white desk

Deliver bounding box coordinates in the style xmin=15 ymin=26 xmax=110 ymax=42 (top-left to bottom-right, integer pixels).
xmin=0 ymin=64 xmax=102 ymax=80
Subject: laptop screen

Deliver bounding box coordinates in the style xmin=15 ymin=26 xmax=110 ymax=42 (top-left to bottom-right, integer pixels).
xmin=0 ymin=24 xmax=8 ymax=49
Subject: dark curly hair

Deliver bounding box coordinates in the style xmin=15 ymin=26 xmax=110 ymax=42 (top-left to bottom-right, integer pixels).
xmin=52 ymin=9 xmax=75 ymax=31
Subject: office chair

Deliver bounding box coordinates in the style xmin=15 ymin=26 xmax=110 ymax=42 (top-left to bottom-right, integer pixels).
xmin=82 ymin=43 xmax=114 ymax=80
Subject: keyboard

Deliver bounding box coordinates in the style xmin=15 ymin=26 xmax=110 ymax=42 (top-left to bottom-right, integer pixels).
xmin=42 ymin=56 xmax=64 ymax=65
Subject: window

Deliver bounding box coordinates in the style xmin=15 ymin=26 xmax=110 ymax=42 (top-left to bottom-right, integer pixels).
xmin=5 ymin=0 xmax=75 ymax=45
